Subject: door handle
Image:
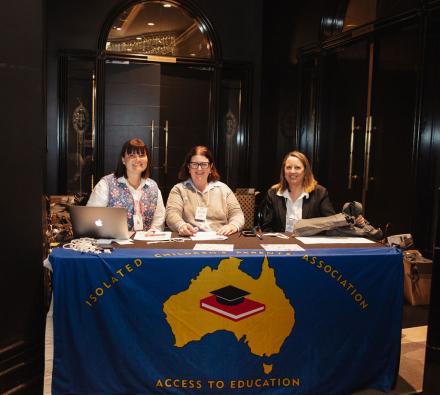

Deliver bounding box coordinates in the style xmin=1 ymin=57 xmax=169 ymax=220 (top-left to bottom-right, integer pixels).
xmin=348 ymin=116 xmax=360 ymax=189
xmin=164 ymin=120 xmax=169 ymax=175
xmin=91 ymin=73 xmax=96 ymax=190
xmin=364 ymin=115 xmax=373 ymax=192
xmin=362 ymin=115 xmax=373 ymax=207
xmin=150 ymin=119 xmax=155 ymax=166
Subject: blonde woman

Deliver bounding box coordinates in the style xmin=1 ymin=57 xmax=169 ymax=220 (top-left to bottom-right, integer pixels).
xmin=260 ymin=151 xmax=337 ymax=232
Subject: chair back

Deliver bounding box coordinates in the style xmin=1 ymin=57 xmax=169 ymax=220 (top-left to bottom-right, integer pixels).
xmin=235 ymin=188 xmax=256 ymax=230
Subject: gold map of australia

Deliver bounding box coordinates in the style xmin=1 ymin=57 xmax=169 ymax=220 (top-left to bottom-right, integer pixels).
xmin=163 ymin=256 xmax=295 ymax=373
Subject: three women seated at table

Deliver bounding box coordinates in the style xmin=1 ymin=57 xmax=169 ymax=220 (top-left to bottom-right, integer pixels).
xmin=87 ymin=140 xmax=244 ymax=235
xmin=87 ymin=138 xmax=369 ymax=237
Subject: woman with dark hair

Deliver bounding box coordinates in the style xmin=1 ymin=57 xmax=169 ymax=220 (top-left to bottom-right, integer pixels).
xmin=166 ymin=145 xmax=244 ymax=236
xmin=261 ymin=150 xmax=366 ymax=233
xmin=87 ymin=138 xmax=164 ymax=232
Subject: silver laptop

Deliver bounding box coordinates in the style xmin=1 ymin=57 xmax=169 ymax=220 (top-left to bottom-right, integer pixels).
xmin=70 ymin=206 xmax=129 ymax=239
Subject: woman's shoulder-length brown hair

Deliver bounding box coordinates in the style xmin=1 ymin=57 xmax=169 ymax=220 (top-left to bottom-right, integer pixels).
xmin=114 ymin=138 xmax=151 ymax=179
xmin=177 ymin=145 xmax=221 ymax=182
xmin=275 ymin=150 xmax=318 ymax=193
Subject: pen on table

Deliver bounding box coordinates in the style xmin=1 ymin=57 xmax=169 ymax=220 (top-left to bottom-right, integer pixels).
xmin=252 ymin=226 xmax=263 ymax=240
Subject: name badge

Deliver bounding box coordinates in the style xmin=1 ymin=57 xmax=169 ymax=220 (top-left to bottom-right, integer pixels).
xmin=286 ymin=216 xmax=297 ymax=233
xmin=133 ymin=214 xmax=143 ymax=231
xmin=195 ymin=206 xmax=208 ymax=222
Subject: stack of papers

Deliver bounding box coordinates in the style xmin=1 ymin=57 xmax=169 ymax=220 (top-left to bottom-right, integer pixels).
xmin=97 ymin=238 xmax=133 ymax=245
xmin=295 ymin=237 xmax=374 ymax=244
xmin=193 ymin=244 xmax=234 ymax=251
xmin=190 ymin=231 xmax=228 ymax=241
xmin=260 ymin=244 xmax=305 ymax=251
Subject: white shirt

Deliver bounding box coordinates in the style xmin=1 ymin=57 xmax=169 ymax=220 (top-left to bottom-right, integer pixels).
xmin=277 ymin=189 xmax=309 ymax=232
xmin=87 ymin=176 xmax=165 ymax=231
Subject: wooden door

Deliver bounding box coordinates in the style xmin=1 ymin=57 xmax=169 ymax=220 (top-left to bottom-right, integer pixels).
xmin=317 ymin=22 xmax=420 ymax=233
xmin=366 ymin=24 xmax=420 ymax=232
xmin=104 ymin=61 xmax=160 ymax=175
xmin=158 ymin=63 xmax=213 ymax=197
xmin=104 ymin=61 xmax=213 ymax=200
xmin=318 ymin=39 xmax=370 ymax=211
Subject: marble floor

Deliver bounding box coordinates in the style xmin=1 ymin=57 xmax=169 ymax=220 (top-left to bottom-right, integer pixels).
xmin=353 ymin=325 xmax=427 ymax=395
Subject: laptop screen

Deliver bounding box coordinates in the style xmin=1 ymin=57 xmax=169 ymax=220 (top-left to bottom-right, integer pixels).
xmin=70 ymin=206 xmax=129 ymax=239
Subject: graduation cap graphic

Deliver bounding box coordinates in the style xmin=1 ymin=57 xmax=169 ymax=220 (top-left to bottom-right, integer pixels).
xmin=200 ymin=285 xmax=265 ymax=321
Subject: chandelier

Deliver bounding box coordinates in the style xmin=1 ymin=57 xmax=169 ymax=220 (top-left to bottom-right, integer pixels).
xmin=106 ymin=31 xmax=177 ymax=56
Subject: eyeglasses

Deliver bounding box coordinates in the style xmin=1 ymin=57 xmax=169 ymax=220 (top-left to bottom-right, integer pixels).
xmin=189 ymin=162 xmax=210 ymax=169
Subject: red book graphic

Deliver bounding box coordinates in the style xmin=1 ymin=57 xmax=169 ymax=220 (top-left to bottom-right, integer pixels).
xmin=200 ymin=295 xmax=265 ymax=321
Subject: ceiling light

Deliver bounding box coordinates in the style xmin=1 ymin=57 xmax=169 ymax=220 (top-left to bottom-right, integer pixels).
xmin=163 ymin=3 xmax=172 ymax=7
xmin=190 ymin=53 xmax=196 ymax=57
xmin=136 ymin=36 xmax=142 ymax=40
xmin=148 ymin=22 xmax=155 ymax=26
xmin=116 ymin=27 xmax=122 ymax=31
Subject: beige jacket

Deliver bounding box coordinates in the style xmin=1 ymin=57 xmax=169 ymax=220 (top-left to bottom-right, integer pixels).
xmin=165 ymin=180 xmax=245 ymax=232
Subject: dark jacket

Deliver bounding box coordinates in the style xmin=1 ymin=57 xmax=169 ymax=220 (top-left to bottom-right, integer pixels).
xmin=260 ymin=184 xmax=336 ymax=232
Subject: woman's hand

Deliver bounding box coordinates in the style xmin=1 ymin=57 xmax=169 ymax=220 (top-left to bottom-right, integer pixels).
xmin=178 ymin=223 xmax=199 ymax=236
xmin=216 ymin=224 xmax=238 ymax=236
xmin=355 ymin=215 xmax=366 ymax=227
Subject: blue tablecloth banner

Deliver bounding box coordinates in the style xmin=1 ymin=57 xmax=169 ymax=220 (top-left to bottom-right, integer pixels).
xmin=49 ymin=247 xmax=403 ymax=395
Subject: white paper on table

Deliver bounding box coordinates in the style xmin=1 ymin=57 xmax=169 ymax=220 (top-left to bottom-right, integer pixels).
xmin=261 ymin=244 xmax=305 ymax=251
xmin=133 ymin=231 xmax=172 ymax=241
xmin=295 ymin=237 xmax=375 ymax=244
xmin=97 ymin=239 xmax=114 ymax=244
xmin=114 ymin=239 xmax=134 ymax=245
xmin=97 ymin=238 xmax=133 ymax=245
xmin=193 ymin=243 xmax=234 ymax=251
xmin=190 ymin=231 xmax=228 ymax=241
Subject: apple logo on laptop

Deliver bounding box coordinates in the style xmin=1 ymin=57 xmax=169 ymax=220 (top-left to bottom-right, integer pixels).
xmin=95 ymin=219 xmax=103 ymax=227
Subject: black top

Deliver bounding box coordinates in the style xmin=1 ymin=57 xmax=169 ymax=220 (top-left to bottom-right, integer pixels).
xmin=260 ymin=184 xmax=336 ymax=232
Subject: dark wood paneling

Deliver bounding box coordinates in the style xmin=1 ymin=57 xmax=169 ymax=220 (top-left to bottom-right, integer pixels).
xmin=105 ymin=104 xmax=160 ymax=125
xmin=415 ymin=7 xmax=440 ymax=257
xmin=258 ymin=1 xmax=304 ymax=192
xmin=160 ymin=63 xmax=213 ymax=196
xmin=377 ymin=0 xmax=420 ymax=19
xmin=420 ymin=9 xmax=440 ymax=389
xmin=0 ymin=0 xmax=45 ymax=393
xmin=318 ymin=39 xmax=369 ymax=210
xmin=367 ymin=23 xmax=420 ymax=232
xmin=104 ymin=62 xmax=161 ymax=175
